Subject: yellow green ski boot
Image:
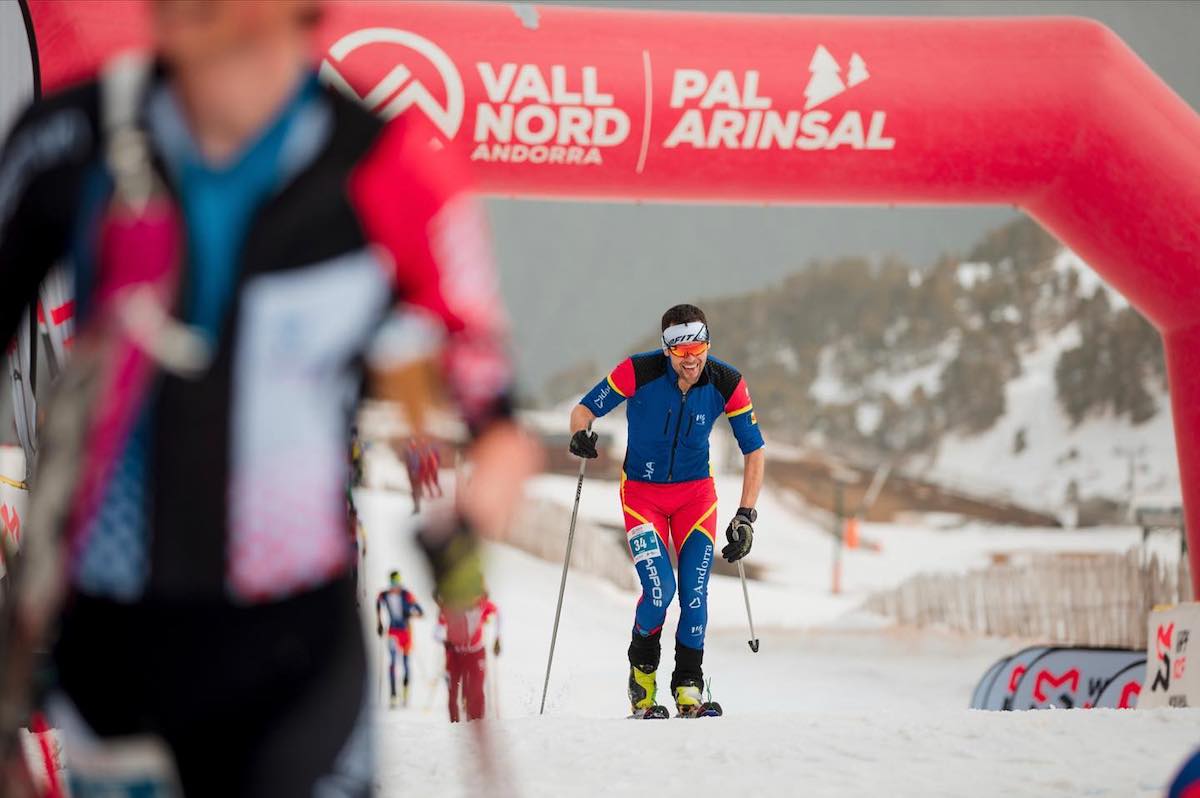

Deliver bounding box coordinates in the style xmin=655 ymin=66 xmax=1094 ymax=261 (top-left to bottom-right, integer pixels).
xmin=627 ymin=665 xmax=669 ymax=719
xmin=674 ymin=678 xmax=723 ymax=718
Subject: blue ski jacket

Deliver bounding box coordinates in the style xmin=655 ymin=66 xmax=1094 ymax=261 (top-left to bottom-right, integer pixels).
xmin=580 ymin=351 xmax=764 ymax=484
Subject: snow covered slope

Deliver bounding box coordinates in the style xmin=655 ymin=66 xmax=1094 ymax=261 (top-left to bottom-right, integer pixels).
xmin=924 ymin=321 xmax=1180 ymax=515
xmin=357 ymin=486 xmax=1200 ymax=798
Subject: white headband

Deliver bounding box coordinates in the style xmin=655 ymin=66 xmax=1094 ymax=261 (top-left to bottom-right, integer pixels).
xmin=662 ymin=321 xmax=710 ymax=350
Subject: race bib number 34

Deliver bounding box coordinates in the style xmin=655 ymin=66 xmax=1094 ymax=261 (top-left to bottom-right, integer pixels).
xmin=627 ymin=523 xmax=662 ymax=564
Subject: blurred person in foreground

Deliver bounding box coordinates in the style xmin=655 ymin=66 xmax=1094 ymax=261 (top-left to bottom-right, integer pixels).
xmin=569 ymin=304 xmax=764 ymax=718
xmin=0 ymin=1 xmax=538 ymax=795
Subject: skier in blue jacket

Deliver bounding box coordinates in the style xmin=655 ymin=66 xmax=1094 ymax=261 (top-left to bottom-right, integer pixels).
xmin=569 ymin=304 xmax=765 ymax=717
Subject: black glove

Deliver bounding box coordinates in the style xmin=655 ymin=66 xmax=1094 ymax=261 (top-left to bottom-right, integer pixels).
xmin=417 ymin=516 xmax=485 ymax=611
xmin=493 ymin=638 xmax=502 ymax=657
xmin=376 ymin=622 xmax=384 ymax=637
xmin=569 ymin=429 xmax=599 ymax=459
xmin=721 ymin=507 xmax=756 ymax=563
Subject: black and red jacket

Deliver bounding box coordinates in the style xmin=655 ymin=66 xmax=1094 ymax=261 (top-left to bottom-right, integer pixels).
xmin=0 ymin=68 xmax=512 ymax=604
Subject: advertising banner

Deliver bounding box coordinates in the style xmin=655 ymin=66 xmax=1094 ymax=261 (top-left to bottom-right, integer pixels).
xmin=1008 ymin=648 xmax=1144 ymax=710
xmin=1139 ymin=603 xmax=1200 ymax=709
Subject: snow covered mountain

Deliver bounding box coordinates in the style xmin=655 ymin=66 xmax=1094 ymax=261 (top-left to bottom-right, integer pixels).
xmin=810 ymin=244 xmax=1179 ymax=520
xmin=544 ymin=217 xmax=1180 ymax=520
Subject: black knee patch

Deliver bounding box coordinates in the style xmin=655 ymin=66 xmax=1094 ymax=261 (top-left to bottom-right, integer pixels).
xmin=627 ymin=628 xmax=663 ymax=671
xmin=671 ymin=639 xmax=704 ymax=688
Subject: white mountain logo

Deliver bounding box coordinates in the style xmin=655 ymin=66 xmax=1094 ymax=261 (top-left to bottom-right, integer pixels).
xmin=319 ymin=27 xmax=465 ymax=140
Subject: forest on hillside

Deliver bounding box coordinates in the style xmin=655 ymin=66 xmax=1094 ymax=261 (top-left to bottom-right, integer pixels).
xmin=545 ymin=217 xmax=1167 ymax=459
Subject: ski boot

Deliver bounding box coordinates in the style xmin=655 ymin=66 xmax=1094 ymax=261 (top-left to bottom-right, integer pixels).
xmin=389 ymin=694 xmax=399 ymax=709
xmin=627 ymin=664 xmax=670 ymax=719
xmin=673 ymin=678 xmax=722 ymax=718
xmin=402 ymin=684 xmax=410 ymax=708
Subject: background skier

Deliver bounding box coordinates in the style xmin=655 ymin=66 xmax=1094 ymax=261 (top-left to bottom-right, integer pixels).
xmin=377 ymin=571 xmax=425 ymax=708
xmin=436 ymin=591 xmax=501 ymax=722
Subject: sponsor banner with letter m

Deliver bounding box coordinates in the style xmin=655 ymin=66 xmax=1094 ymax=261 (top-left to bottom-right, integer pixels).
xmin=1139 ymin=602 xmax=1200 ymax=709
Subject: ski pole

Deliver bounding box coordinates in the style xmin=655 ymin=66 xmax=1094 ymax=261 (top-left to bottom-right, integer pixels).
xmin=539 ymin=429 xmax=591 ymax=715
xmin=737 ymin=559 xmax=760 ymax=653
xmin=492 ymin=653 xmax=502 ymax=719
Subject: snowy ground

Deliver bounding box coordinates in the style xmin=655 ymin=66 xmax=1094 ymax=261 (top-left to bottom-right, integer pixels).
xmin=357 ymin=481 xmax=1200 ymax=798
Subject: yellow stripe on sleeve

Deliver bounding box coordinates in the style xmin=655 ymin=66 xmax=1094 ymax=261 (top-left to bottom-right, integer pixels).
xmin=726 ymin=403 xmax=753 ymax=419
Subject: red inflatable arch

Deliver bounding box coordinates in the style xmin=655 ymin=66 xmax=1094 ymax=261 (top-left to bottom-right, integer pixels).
xmin=18 ymin=1 xmax=1200 ymax=589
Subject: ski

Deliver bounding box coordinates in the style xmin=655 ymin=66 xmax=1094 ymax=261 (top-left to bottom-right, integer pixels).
xmin=627 ymin=706 xmax=670 ymax=719
xmin=676 ymin=701 xmax=723 ymax=718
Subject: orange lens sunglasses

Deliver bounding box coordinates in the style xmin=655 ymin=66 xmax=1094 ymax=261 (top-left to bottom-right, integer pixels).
xmin=667 ymin=341 xmax=710 ymax=358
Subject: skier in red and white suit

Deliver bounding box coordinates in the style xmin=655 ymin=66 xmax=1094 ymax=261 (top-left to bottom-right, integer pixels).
xmin=435 ymin=594 xmax=500 ymax=722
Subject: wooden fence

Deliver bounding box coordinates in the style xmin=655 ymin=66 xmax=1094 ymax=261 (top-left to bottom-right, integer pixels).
xmin=498 ymin=499 xmax=638 ymax=592
xmin=500 ymin=499 xmax=768 ymax=588
xmin=864 ymin=548 xmax=1193 ymax=649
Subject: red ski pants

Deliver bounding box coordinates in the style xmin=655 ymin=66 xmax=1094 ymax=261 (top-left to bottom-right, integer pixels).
xmin=445 ymin=646 xmax=486 ymax=722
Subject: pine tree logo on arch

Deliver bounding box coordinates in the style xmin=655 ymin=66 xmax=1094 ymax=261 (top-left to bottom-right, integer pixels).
xmin=803 ymin=45 xmax=870 ymax=109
